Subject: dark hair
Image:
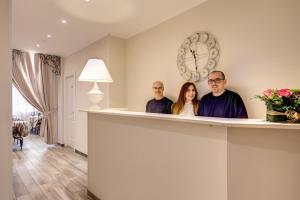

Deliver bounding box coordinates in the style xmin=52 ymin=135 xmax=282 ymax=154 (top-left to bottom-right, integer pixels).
xmin=172 ymin=82 xmax=199 ymax=115
xmin=209 ymin=70 xmax=226 ymax=80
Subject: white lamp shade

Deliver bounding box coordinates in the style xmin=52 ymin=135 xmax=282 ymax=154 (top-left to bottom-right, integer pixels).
xmin=78 ymin=59 xmax=113 ymax=82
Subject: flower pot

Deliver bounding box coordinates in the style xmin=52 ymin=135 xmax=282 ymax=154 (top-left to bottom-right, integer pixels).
xmin=266 ymin=109 xmax=287 ymax=122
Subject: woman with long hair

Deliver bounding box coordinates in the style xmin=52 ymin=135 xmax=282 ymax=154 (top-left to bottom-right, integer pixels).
xmin=172 ymin=82 xmax=199 ymax=116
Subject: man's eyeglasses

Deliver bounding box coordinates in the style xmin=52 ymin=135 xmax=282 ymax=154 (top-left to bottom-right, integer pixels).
xmin=208 ymin=78 xmax=224 ymax=84
xmin=153 ymin=87 xmax=163 ymax=90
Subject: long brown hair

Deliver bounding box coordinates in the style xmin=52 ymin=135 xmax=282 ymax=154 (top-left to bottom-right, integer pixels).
xmin=172 ymin=82 xmax=199 ymax=115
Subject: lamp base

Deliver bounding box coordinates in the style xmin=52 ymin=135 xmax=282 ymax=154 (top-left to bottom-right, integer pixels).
xmin=88 ymin=82 xmax=103 ymax=110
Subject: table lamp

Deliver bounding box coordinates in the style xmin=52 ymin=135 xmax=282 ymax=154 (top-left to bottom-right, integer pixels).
xmin=78 ymin=59 xmax=113 ymax=109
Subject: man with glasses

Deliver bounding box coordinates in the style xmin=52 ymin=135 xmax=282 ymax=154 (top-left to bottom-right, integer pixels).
xmin=146 ymin=81 xmax=173 ymax=114
xmin=198 ymin=71 xmax=248 ymax=118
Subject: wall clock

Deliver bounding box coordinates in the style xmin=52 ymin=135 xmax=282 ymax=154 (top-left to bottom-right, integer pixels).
xmin=177 ymin=31 xmax=220 ymax=82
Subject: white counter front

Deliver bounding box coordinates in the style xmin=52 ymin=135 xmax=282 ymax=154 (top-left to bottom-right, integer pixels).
xmin=83 ymin=109 xmax=300 ymax=200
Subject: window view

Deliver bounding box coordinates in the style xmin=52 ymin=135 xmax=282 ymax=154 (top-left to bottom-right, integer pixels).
xmin=12 ymin=85 xmax=43 ymax=150
xmin=12 ymin=84 xmax=38 ymax=121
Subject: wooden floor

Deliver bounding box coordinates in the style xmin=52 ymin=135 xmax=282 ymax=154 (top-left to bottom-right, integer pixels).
xmin=12 ymin=135 xmax=90 ymax=200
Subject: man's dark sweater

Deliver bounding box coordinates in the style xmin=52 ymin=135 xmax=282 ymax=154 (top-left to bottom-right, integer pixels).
xmin=198 ymin=90 xmax=248 ymax=118
xmin=146 ymin=97 xmax=173 ymax=114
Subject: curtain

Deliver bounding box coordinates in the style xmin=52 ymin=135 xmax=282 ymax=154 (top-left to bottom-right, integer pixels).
xmin=12 ymin=49 xmax=61 ymax=144
xmin=34 ymin=53 xmax=60 ymax=144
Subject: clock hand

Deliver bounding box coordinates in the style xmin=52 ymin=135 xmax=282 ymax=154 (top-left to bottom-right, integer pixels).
xmin=190 ymin=49 xmax=198 ymax=71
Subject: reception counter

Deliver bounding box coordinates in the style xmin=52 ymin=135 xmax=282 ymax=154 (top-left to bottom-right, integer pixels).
xmin=83 ymin=109 xmax=300 ymax=200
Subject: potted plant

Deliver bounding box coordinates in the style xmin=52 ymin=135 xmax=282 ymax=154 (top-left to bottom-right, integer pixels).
xmin=256 ymin=88 xmax=300 ymax=122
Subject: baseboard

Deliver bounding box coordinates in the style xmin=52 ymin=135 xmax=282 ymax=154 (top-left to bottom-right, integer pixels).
xmin=87 ymin=189 xmax=101 ymax=200
xmin=56 ymin=142 xmax=65 ymax=147
xmin=75 ymin=149 xmax=88 ymax=157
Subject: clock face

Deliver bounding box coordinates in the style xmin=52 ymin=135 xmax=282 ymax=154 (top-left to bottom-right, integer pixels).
xmin=177 ymin=32 xmax=220 ymax=82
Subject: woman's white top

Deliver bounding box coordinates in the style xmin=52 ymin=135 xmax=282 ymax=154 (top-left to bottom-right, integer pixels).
xmin=180 ymin=102 xmax=195 ymax=117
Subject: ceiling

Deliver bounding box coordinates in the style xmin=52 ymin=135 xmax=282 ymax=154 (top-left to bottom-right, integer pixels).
xmin=12 ymin=0 xmax=207 ymax=57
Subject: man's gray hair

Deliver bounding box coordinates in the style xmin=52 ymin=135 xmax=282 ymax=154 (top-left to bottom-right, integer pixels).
xmin=152 ymin=81 xmax=164 ymax=88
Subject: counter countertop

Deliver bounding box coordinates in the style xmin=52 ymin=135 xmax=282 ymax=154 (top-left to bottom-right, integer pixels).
xmin=81 ymin=109 xmax=300 ymax=130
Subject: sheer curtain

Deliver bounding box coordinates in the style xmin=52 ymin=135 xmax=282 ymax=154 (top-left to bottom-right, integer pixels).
xmin=12 ymin=84 xmax=38 ymax=121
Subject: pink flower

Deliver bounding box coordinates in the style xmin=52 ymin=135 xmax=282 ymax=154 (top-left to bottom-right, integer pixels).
xmin=263 ymin=89 xmax=273 ymax=97
xmin=278 ymin=88 xmax=292 ymax=97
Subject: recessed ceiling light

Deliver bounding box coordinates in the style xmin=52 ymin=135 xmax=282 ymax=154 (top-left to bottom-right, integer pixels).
xmin=47 ymin=34 xmax=52 ymax=38
xmin=61 ymin=20 xmax=67 ymax=24
xmin=84 ymin=0 xmax=91 ymax=2
xmin=36 ymin=44 xmax=40 ymax=47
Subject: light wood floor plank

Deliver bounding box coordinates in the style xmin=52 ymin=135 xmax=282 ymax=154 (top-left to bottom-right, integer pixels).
xmin=13 ymin=135 xmax=89 ymax=200
xmin=13 ymin=174 xmax=28 ymax=198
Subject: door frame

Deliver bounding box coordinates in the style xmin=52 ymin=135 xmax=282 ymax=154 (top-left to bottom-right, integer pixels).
xmin=64 ymin=73 xmax=76 ymax=148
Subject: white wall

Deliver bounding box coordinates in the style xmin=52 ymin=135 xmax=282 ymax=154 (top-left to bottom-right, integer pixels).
xmin=0 ymin=0 xmax=12 ymax=199
xmin=63 ymin=35 xmax=126 ymax=154
xmin=126 ymin=0 xmax=300 ymax=118
xmin=107 ymin=36 xmax=126 ymax=107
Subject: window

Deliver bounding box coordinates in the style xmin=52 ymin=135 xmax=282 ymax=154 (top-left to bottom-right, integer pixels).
xmin=12 ymin=85 xmax=38 ymax=121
